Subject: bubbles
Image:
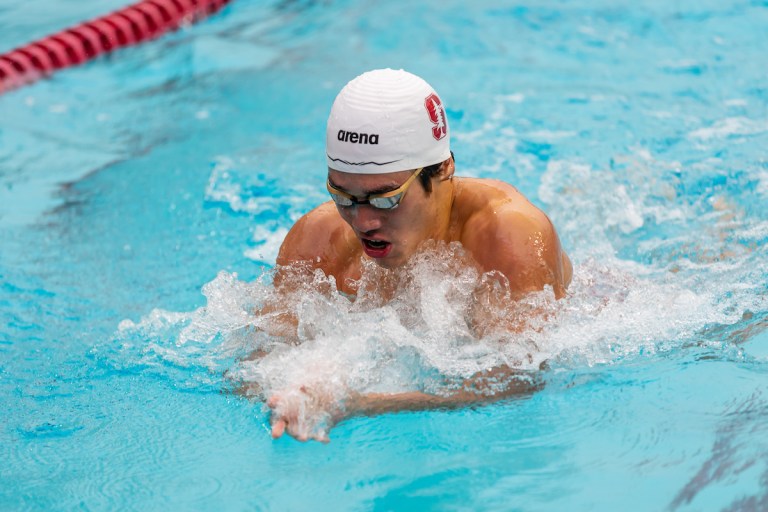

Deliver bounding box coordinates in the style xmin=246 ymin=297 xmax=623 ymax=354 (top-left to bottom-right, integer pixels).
xmin=104 ymin=272 xmax=269 ymax=391
xmin=110 ymin=140 xmax=768 ymax=439
xmin=103 ymin=214 xmax=760 ymax=439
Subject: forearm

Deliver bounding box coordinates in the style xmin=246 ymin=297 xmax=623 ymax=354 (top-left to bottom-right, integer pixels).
xmin=262 ymin=365 xmax=541 ymax=442
xmin=346 ymin=391 xmax=466 ymax=416
xmin=346 ymin=369 xmax=541 ymax=417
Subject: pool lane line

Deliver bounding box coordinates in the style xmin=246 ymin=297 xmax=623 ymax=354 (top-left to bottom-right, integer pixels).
xmin=0 ymin=0 xmax=232 ymax=95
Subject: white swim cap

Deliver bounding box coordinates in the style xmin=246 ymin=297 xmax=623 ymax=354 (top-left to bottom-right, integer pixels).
xmin=326 ymin=68 xmax=450 ymax=174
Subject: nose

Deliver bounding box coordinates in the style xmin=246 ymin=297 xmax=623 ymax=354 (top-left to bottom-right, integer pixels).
xmin=346 ymin=204 xmax=385 ymax=234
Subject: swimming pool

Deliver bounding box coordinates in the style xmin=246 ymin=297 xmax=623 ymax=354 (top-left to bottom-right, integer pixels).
xmin=2 ymin=0 xmax=767 ymax=509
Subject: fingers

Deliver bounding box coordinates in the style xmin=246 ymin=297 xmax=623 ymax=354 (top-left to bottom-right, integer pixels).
xmin=269 ymin=395 xmax=305 ymax=441
xmin=283 ymin=417 xmax=309 ymax=442
xmin=270 ymin=412 xmax=330 ymax=443
xmin=266 ymin=390 xmax=334 ymax=443
xmin=268 ymin=394 xmax=287 ymax=439
xmin=271 ymin=418 xmax=286 ymax=439
xmin=286 ymin=422 xmax=328 ymax=443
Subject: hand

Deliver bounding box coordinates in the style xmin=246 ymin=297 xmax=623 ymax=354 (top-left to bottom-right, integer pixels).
xmin=267 ymin=385 xmax=346 ymax=443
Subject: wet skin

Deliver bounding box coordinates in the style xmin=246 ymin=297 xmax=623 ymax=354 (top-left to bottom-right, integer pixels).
xmin=268 ymin=157 xmax=573 ymax=441
xmin=275 ymin=157 xmax=572 ymax=298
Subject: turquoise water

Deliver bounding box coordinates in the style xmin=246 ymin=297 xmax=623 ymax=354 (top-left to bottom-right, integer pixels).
xmin=1 ymin=0 xmax=767 ymax=510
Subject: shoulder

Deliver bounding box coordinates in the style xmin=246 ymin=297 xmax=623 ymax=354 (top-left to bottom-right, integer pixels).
xmin=457 ymin=178 xmax=551 ymax=239
xmin=456 ymin=178 xmax=571 ymax=297
xmin=276 ymin=201 xmax=353 ymax=267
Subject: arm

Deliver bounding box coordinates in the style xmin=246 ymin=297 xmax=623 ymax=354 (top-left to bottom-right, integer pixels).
xmin=347 ymin=365 xmax=541 ymax=415
xmin=267 ymin=365 xmax=541 ymax=442
xmin=255 ymin=202 xmax=356 ymax=337
xmin=462 ymin=202 xmax=572 ymax=299
xmin=274 ymin=202 xmax=342 ymax=284
xmin=274 ymin=201 xmax=358 ymax=293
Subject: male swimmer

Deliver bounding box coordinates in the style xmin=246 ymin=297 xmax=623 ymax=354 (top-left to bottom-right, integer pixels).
xmin=267 ymin=69 xmax=572 ymax=442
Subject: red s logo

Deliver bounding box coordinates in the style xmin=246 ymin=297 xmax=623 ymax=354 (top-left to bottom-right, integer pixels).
xmin=424 ymin=93 xmax=447 ymax=140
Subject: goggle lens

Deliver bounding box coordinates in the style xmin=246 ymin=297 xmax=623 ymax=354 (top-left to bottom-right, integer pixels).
xmin=368 ymin=195 xmax=402 ymax=209
xmin=326 ymin=168 xmax=423 ymax=210
xmin=329 ymin=192 xmax=354 ymax=207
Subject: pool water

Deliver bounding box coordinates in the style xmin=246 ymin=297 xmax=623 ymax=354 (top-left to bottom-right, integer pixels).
xmin=2 ymin=0 xmax=767 ymax=510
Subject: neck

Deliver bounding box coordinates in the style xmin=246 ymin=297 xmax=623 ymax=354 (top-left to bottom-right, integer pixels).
xmin=432 ymin=176 xmax=459 ymax=242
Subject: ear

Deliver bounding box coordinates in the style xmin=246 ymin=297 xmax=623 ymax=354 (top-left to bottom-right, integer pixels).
xmin=436 ymin=155 xmax=455 ymax=182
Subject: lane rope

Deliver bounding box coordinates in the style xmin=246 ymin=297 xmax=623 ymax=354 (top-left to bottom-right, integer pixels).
xmin=0 ymin=0 xmax=232 ymax=94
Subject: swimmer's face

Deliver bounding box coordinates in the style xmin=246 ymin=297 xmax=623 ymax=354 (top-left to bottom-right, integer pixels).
xmin=327 ymin=167 xmax=448 ymax=268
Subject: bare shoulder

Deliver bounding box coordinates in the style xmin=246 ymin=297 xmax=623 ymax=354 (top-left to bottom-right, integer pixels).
xmin=457 ymin=178 xmax=572 ymax=298
xmin=456 ymin=178 xmax=551 ymax=236
xmin=276 ymin=201 xmax=354 ymax=267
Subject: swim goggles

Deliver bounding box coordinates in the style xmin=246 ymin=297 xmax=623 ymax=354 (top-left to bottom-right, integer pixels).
xmin=326 ymin=167 xmax=424 ymax=210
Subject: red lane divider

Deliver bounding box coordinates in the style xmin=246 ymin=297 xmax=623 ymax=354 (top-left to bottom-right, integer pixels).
xmin=0 ymin=0 xmax=232 ymax=95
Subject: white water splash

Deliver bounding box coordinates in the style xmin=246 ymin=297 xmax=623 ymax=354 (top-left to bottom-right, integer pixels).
xmin=111 ymin=234 xmax=752 ymax=418
xmin=204 ymin=156 xmax=323 ymax=221
xmin=114 ymin=150 xmax=766 ymax=434
xmin=689 ymin=116 xmax=768 ymax=141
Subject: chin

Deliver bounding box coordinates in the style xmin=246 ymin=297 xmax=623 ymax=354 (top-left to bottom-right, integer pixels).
xmin=373 ymin=253 xmax=408 ymax=270
xmin=372 ymin=258 xmax=398 ymax=270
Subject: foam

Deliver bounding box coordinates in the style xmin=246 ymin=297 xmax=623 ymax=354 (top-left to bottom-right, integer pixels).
xmin=204 ymin=156 xmax=318 ymax=266
xmin=204 ymin=157 xmax=287 ymax=216
xmin=110 ymin=150 xmax=766 ymax=437
xmin=244 ymin=226 xmax=289 ymax=264
xmin=109 ymin=232 xmax=760 ymax=436
xmin=688 ymin=116 xmax=768 ymax=141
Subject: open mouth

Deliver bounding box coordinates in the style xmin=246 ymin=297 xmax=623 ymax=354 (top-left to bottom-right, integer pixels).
xmin=362 ymin=238 xmax=392 ymax=258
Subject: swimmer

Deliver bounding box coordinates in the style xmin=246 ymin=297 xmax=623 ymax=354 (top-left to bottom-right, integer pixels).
xmin=267 ymin=69 xmax=572 ymax=442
